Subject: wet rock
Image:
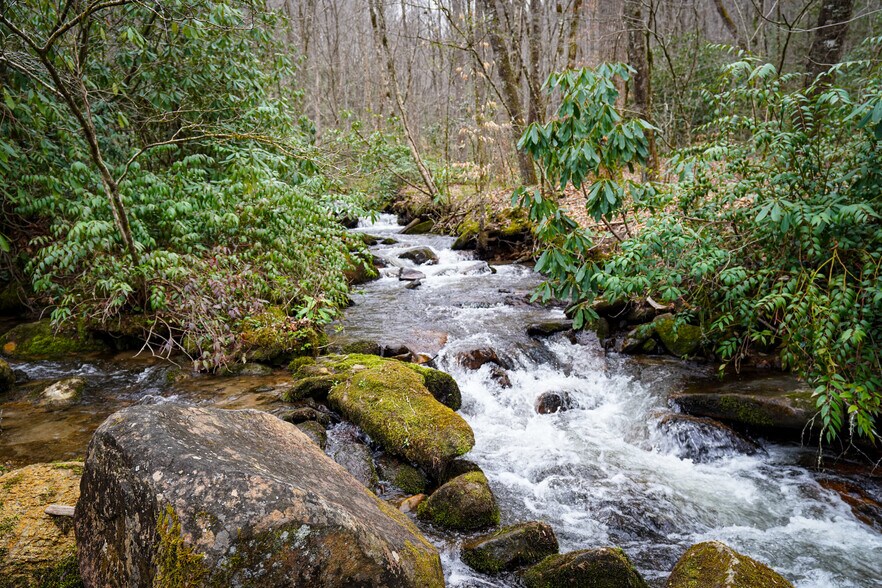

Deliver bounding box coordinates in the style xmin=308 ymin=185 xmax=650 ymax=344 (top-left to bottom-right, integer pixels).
xmin=523 ymin=547 xmax=648 ymax=588
xmin=377 ymin=455 xmax=429 ymax=495
xmin=666 ymin=540 xmax=794 ymax=588
xmin=620 ymin=325 xmax=656 ymax=354
xmin=417 ymin=471 xmax=500 ymax=531
xmin=526 ymin=320 xmax=573 ymax=338
xmin=0 ymin=462 xmax=83 ymax=586
xmin=658 ymin=414 xmax=762 ymax=462
xmin=280 ymin=406 xmax=333 ymax=427
xmin=670 ymin=389 xmax=815 ymax=435
xmin=399 ymin=247 xmax=439 ymax=265
xmin=381 ymin=237 xmax=399 ymax=245
xmin=296 ymin=420 xmax=328 ymax=449
xmin=399 ymin=268 xmax=426 ymax=281
xmin=302 ymin=355 xmax=473 ymax=477
xmin=401 ymin=219 xmax=435 ymax=235
xmin=336 ymin=213 xmax=360 ymax=228
xmin=592 ymin=297 xmax=630 ymax=319
xmin=404 ymin=362 xmax=462 ymax=410
xmin=535 ymin=391 xmax=575 ymax=414
xmin=340 ymin=339 xmax=383 ymax=356
xmin=284 ymin=375 xmax=335 ymax=401
xmin=220 ymin=361 xmax=274 ymax=376
xmin=457 ymin=347 xmax=508 ymax=370
xmin=653 ymin=314 xmax=702 ymax=358
xmin=40 ymin=377 xmax=85 ymax=408
xmin=75 ymin=404 xmax=444 ymax=587
xmin=489 ymin=365 xmax=512 ymax=388
xmin=439 ymin=458 xmax=484 ymax=484
xmin=0 ymin=319 xmax=109 ymax=359
xmin=0 ymin=358 xmax=14 ymax=392
xmin=331 ymin=441 xmax=379 ymax=490
xmin=240 ymin=306 xmax=324 ymax=365
xmin=818 ymin=478 xmax=882 ymax=531
xmin=461 ymin=521 xmax=559 ymax=574
xmin=399 ymin=494 xmax=427 ymax=513
xmin=405 ymin=279 xmax=422 ymax=290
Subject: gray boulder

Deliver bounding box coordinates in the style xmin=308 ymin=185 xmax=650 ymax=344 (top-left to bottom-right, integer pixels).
xmin=75 ymin=404 xmax=444 ymax=587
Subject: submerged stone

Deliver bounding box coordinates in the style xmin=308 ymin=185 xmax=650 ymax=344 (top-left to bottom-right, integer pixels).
xmin=0 ymin=319 xmax=109 ymax=359
xmin=330 ymin=441 xmax=379 ymax=490
xmin=523 ymin=547 xmax=649 ymax=588
xmin=666 ymin=541 xmax=794 ymax=588
xmin=461 ymin=521 xmax=559 ymax=574
xmin=0 ymin=462 xmax=83 ymax=587
xmin=417 ymin=471 xmax=499 ymax=531
xmin=75 ymin=404 xmax=444 ymax=587
xmin=658 ymin=414 xmax=762 ymax=462
xmin=535 ymin=391 xmax=575 ymax=414
xmin=399 ymin=247 xmax=439 ymax=265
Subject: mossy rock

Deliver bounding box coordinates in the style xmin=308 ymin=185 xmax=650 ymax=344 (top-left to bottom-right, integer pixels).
xmin=402 ymin=363 xmax=461 ymax=410
xmin=417 ymin=471 xmax=499 ymax=531
xmin=376 ymin=455 xmax=429 ymax=495
xmin=240 ymin=306 xmax=325 ymax=365
xmin=324 ymin=355 xmax=474 ymax=477
xmin=523 ymin=547 xmax=649 ymax=588
xmin=401 ymin=220 xmax=435 ymax=235
xmin=461 ymin=521 xmax=559 ymax=574
xmin=339 ymin=339 xmax=383 ymax=356
xmin=0 ymin=358 xmax=14 ymax=393
xmin=439 ymin=459 xmax=483 ymax=484
xmin=666 ymin=541 xmax=794 ymax=588
xmin=296 ymin=421 xmax=328 ymax=449
xmin=282 ymin=376 xmax=335 ymax=401
xmin=671 ymin=390 xmax=815 ymax=433
xmin=652 ymin=315 xmax=702 ymax=358
xmin=0 ymin=320 xmax=109 ymax=359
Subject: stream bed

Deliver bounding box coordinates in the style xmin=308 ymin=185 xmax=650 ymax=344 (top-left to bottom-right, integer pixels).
xmin=1 ymin=213 xmax=880 ymax=587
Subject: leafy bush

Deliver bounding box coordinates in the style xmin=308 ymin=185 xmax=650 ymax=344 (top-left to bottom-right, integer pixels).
xmin=517 ymin=52 xmax=882 ymax=442
xmin=0 ymin=1 xmax=358 ymax=368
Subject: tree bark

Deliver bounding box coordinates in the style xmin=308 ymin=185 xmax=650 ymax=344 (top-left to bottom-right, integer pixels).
xmin=566 ymin=0 xmax=584 ymax=69
xmin=368 ymin=0 xmax=441 ymax=200
xmin=624 ymin=0 xmax=657 ymax=175
xmin=805 ymin=0 xmax=855 ymax=85
xmin=477 ymin=0 xmax=537 ymax=185
xmin=711 ymin=0 xmax=747 ymax=50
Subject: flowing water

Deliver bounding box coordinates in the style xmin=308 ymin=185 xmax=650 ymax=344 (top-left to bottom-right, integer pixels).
xmin=1 ymin=214 xmax=880 ymax=587
xmin=340 ymin=214 xmax=882 ymax=588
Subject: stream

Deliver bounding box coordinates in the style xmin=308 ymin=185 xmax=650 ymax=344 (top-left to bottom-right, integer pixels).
xmin=1 ymin=213 xmax=880 ymax=587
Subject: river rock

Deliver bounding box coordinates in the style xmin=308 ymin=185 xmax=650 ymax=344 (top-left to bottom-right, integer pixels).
xmin=818 ymin=478 xmax=882 ymax=531
xmin=399 ymin=494 xmax=427 ymax=513
xmin=457 ymin=347 xmax=508 ymax=370
xmin=526 ymin=320 xmax=573 ymax=337
xmin=523 ymin=547 xmax=649 ymax=588
xmin=399 ymin=247 xmax=439 ymax=265
xmin=75 ymin=404 xmax=444 ymax=587
xmin=666 ymin=541 xmax=794 ymax=587
xmin=417 ymin=471 xmax=499 ymax=531
xmin=658 ymin=414 xmax=762 ymax=462
xmin=489 ymin=365 xmax=513 ymax=388
xmin=401 ymin=219 xmax=434 ymax=234
xmin=0 ymin=358 xmax=14 ymax=392
xmin=405 ymin=361 xmax=462 ymax=410
xmin=377 ymin=454 xmax=429 ymax=495
xmin=439 ymin=458 xmax=484 ymax=484
xmin=296 ymin=420 xmax=328 ymax=448
xmin=0 ymin=319 xmax=109 ymax=358
xmin=652 ymin=314 xmax=702 ymax=357
xmin=338 ymin=339 xmax=383 ymax=356
xmin=220 ymin=361 xmax=274 ymax=376
xmin=280 ymin=405 xmax=333 ymax=427
xmin=330 ymin=440 xmax=379 ymax=490
xmin=0 ymin=462 xmax=83 ymax=586
xmin=670 ymin=389 xmax=815 ymax=435
xmin=461 ymin=521 xmax=559 ymax=574
xmin=399 ymin=268 xmax=426 ymax=281
xmin=39 ymin=376 xmax=86 ymax=408
xmin=535 ymin=391 xmax=575 ymax=414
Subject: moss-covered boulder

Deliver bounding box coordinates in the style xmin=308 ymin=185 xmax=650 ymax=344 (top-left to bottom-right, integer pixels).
xmin=461 ymin=521 xmax=559 ymax=574
xmin=0 ymin=462 xmax=83 ymax=588
xmin=296 ymin=421 xmax=328 ymax=449
xmin=401 ymin=219 xmax=435 ymax=235
xmin=0 ymin=358 xmax=14 ymax=393
xmin=377 ymin=455 xmax=429 ymax=495
xmin=652 ymin=315 xmax=702 ymax=358
xmin=0 ymin=320 xmax=109 ymax=359
xmin=75 ymin=404 xmax=444 ymax=587
xmin=285 ymin=355 xmax=472 ymax=476
xmin=417 ymin=471 xmax=499 ymax=531
xmin=239 ymin=306 xmax=324 ymax=365
xmin=523 ymin=547 xmax=648 ymax=588
xmin=670 ymin=390 xmax=816 ymax=435
xmin=399 ymin=247 xmax=439 ymax=265
xmin=666 ymin=541 xmax=794 ymax=588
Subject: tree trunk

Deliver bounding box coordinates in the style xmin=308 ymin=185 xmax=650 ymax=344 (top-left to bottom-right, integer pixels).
xmin=477 ymin=0 xmax=537 ymax=185
xmin=368 ymin=0 xmax=441 ymax=200
xmin=624 ymin=0 xmax=657 ymax=175
xmin=566 ymin=0 xmax=584 ymax=69
xmin=805 ymin=0 xmax=855 ymax=85
xmin=711 ymin=0 xmax=747 ymax=50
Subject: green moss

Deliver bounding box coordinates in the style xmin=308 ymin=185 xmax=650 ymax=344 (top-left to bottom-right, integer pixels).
xmin=325 ymin=354 xmax=474 ymax=476
xmin=240 ymin=307 xmax=324 ymax=365
xmin=403 ymin=363 xmax=461 ymax=410
xmin=3 ymin=474 xmax=23 ymax=490
xmin=667 ymin=541 xmax=794 ymax=588
xmin=0 ymin=320 xmax=108 ymax=359
xmin=403 ymin=540 xmax=445 ymax=588
xmin=402 ymin=220 xmax=434 ymax=235
xmin=153 ymin=506 xmax=209 ymax=588
xmin=281 ymin=375 xmax=335 ymax=401
xmin=652 ymin=316 xmax=702 ymax=358
xmin=32 ymin=553 xmax=83 ymax=588
xmin=523 ymin=548 xmax=648 ymax=588
xmin=460 ymin=522 xmax=558 ymax=575
xmin=287 ymin=356 xmax=316 ymax=376
xmin=340 ymin=340 xmax=382 ymax=356
xmin=718 ymin=396 xmax=775 ymax=427
xmin=0 ymin=359 xmax=14 ymax=393
xmin=417 ymin=472 xmax=499 ymax=531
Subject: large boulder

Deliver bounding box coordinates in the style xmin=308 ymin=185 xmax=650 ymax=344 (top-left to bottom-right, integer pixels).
xmin=523 ymin=548 xmax=649 ymax=588
xmin=285 ymin=355 xmax=472 ymax=477
xmin=0 ymin=320 xmax=109 ymax=359
xmin=652 ymin=315 xmax=702 ymax=357
xmin=456 ymin=347 xmax=508 ymax=371
xmin=666 ymin=541 xmax=794 ymax=588
xmin=0 ymin=358 xmax=14 ymax=392
xmin=0 ymin=462 xmax=83 ymax=587
xmin=417 ymin=471 xmax=499 ymax=531
xmin=670 ymin=389 xmax=815 ymax=435
xmin=461 ymin=521 xmax=559 ymax=574
xmin=399 ymin=247 xmax=439 ymax=266
xmin=657 ymin=414 xmax=762 ymax=462
xmin=75 ymin=404 xmax=444 ymax=587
